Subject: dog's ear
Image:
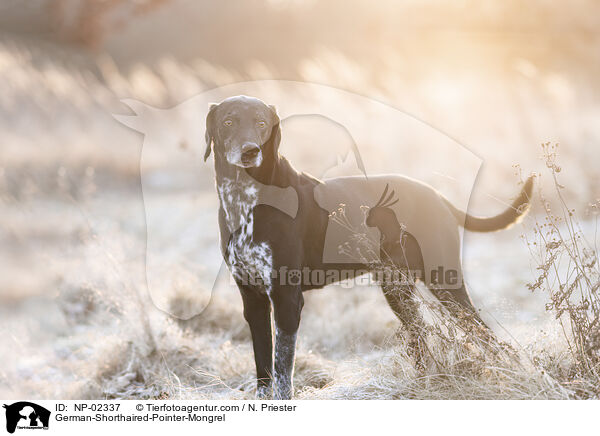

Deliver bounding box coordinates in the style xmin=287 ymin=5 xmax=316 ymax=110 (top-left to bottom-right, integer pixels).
xmin=204 ymin=103 xmax=218 ymax=161
xmin=267 ymin=104 xmax=281 ymax=157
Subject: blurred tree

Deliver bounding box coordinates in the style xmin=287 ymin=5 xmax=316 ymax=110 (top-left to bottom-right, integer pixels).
xmin=46 ymin=0 xmax=170 ymax=48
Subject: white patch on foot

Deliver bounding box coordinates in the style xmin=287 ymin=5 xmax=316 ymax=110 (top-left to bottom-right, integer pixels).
xmin=273 ymin=326 xmax=297 ymax=400
xmin=256 ymin=384 xmax=272 ymax=400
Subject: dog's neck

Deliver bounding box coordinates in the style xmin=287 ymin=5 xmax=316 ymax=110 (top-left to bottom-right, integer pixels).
xmin=214 ymin=154 xmax=290 ymax=230
xmin=216 ymin=169 xmax=258 ymax=233
xmin=214 ymin=152 xmax=316 ymax=233
xmin=214 ymin=152 xmax=297 ymax=189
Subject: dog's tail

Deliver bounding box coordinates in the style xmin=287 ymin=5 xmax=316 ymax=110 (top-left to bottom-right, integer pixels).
xmin=443 ymin=176 xmax=534 ymax=232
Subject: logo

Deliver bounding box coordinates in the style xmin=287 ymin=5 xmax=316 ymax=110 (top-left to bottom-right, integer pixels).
xmin=2 ymin=402 xmax=50 ymax=434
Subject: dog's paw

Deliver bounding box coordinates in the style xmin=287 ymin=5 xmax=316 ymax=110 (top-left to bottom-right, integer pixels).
xmin=256 ymin=385 xmax=273 ymax=400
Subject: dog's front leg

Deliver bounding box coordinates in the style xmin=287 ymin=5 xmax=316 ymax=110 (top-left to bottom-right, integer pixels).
xmin=271 ymin=287 xmax=304 ymax=400
xmin=240 ymin=287 xmax=273 ymax=399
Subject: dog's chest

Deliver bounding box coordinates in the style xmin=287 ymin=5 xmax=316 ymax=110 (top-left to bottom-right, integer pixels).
xmin=218 ymin=177 xmax=273 ymax=293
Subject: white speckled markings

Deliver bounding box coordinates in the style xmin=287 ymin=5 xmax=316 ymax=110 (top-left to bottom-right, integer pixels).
xmin=218 ymin=175 xmax=274 ymax=296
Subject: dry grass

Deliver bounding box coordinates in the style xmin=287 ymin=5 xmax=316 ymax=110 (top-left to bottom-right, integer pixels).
xmin=524 ymin=143 xmax=600 ymax=397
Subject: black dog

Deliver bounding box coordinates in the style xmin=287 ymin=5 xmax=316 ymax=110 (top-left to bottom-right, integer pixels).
xmin=204 ymin=95 xmax=533 ymax=399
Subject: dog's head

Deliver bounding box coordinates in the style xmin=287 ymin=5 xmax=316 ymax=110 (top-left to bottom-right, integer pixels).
xmin=204 ymin=95 xmax=281 ymax=168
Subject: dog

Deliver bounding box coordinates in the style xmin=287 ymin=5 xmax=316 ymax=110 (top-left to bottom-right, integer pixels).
xmin=204 ymin=95 xmax=533 ymax=399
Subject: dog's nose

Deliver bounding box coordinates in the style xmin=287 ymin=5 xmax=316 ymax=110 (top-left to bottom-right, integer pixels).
xmin=241 ymin=143 xmax=260 ymax=160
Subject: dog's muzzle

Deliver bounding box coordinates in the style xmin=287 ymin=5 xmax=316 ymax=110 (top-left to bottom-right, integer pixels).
xmin=241 ymin=142 xmax=260 ymax=162
xmin=227 ymin=142 xmax=263 ymax=168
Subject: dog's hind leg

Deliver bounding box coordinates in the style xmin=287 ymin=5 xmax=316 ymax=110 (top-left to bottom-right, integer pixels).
xmin=428 ymin=279 xmax=487 ymax=328
xmin=380 ymin=279 xmax=428 ymax=371
xmin=271 ymin=287 xmax=304 ymax=400
xmin=240 ymin=287 xmax=274 ymax=399
xmin=377 ymin=232 xmax=430 ymax=370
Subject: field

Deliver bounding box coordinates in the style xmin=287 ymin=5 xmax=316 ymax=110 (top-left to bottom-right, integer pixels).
xmin=1 ymin=1 xmax=599 ymax=399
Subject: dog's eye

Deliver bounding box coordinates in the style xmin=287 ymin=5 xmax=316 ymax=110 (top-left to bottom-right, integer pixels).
xmin=223 ymin=119 xmax=233 ymax=127
xmin=257 ymin=121 xmax=267 ymax=129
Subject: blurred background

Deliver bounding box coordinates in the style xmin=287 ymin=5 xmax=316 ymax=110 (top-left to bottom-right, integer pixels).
xmin=0 ymin=0 xmax=599 ymax=399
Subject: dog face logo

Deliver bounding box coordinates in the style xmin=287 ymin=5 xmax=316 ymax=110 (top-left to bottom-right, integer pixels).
xmin=2 ymin=402 xmax=50 ymax=433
